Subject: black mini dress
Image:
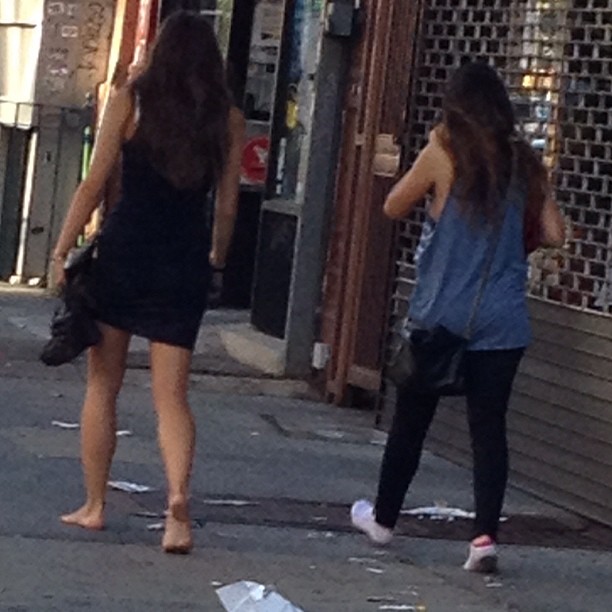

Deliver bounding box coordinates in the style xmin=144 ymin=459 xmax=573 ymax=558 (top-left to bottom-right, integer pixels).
xmin=93 ymin=141 xmax=213 ymax=350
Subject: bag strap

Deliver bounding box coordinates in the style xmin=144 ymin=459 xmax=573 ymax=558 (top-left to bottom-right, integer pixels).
xmin=463 ymin=149 xmax=517 ymax=339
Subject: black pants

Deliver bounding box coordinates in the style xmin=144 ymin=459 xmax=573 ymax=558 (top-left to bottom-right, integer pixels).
xmin=375 ymin=348 xmax=524 ymax=539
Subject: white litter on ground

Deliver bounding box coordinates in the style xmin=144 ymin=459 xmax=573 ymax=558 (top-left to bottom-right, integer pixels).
xmin=216 ymin=581 xmax=304 ymax=612
xmin=51 ymin=420 xmax=79 ymax=430
xmin=108 ymin=480 xmax=153 ymax=493
xmin=146 ymin=522 xmax=164 ymax=531
xmin=401 ymin=505 xmax=475 ymax=520
xmin=379 ymin=606 xmax=425 ymax=611
xmin=306 ymin=531 xmax=335 ymax=539
xmin=203 ymin=499 xmax=259 ymax=507
xmin=401 ymin=505 xmax=509 ymax=523
xmin=134 ymin=511 xmax=163 ymax=519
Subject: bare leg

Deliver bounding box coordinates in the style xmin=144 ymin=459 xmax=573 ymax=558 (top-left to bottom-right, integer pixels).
xmin=150 ymin=342 xmax=195 ymax=553
xmin=61 ymin=324 xmax=130 ymax=530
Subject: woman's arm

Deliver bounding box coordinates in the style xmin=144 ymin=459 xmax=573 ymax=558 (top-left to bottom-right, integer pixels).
xmin=540 ymin=197 xmax=566 ymax=248
xmin=53 ymin=87 xmax=133 ymax=261
xmin=383 ymin=135 xmax=441 ymax=220
xmin=209 ymin=107 xmax=246 ymax=269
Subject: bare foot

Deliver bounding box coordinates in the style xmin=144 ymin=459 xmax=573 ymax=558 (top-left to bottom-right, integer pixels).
xmin=162 ymin=496 xmax=193 ymax=554
xmin=60 ymin=504 xmax=104 ymax=531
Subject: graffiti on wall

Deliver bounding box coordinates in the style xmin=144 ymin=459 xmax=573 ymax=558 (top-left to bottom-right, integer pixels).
xmin=78 ymin=2 xmax=107 ymax=73
xmin=37 ymin=0 xmax=114 ymax=106
xmin=41 ymin=1 xmax=78 ymax=96
xmin=44 ymin=47 xmax=70 ymax=94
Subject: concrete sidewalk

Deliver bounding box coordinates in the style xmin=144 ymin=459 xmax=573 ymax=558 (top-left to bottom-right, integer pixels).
xmin=0 ymin=286 xmax=611 ymax=611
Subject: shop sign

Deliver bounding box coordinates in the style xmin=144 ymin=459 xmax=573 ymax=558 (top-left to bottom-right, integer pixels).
xmin=242 ymin=134 xmax=270 ymax=186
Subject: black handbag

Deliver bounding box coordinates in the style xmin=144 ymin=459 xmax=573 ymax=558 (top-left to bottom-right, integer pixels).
xmin=388 ymin=325 xmax=469 ymax=396
xmin=40 ymin=240 xmax=101 ymax=366
xmin=387 ymin=229 xmax=500 ymax=396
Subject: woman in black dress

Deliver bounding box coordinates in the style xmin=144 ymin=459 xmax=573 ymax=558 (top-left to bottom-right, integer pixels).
xmin=52 ymin=12 xmax=244 ymax=554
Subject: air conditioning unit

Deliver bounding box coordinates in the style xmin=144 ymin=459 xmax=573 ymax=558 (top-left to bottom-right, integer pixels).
xmin=0 ymin=0 xmax=44 ymax=127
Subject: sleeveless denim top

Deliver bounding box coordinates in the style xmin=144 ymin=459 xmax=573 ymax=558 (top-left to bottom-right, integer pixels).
xmin=408 ymin=175 xmax=531 ymax=351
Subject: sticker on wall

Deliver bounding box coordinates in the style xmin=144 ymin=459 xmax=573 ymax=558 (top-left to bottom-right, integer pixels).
xmin=241 ymin=135 xmax=270 ymax=186
xmin=61 ymin=25 xmax=79 ymax=38
xmin=48 ymin=2 xmax=65 ymax=15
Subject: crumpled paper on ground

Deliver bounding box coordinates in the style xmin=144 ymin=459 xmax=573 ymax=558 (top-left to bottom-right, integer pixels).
xmin=51 ymin=420 xmax=80 ymax=430
xmin=202 ymin=499 xmax=258 ymax=507
xmin=108 ymin=480 xmax=152 ymax=493
xmin=401 ymin=505 xmax=475 ymax=520
xmin=216 ymin=581 xmax=304 ymax=612
xmin=401 ymin=505 xmax=508 ymax=522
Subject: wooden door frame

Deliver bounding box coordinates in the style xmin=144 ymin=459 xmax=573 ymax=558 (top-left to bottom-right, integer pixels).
xmin=321 ymin=0 xmax=424 ymax=405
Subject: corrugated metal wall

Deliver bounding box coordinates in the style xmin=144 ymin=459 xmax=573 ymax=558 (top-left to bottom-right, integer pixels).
xmin=386 ymin=0 xmax=612 ymax=524
xmin=428 ymin=300 xmax=612 ymax=527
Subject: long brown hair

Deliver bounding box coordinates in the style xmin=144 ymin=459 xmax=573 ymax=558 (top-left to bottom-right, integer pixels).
xmin=132 ymin=11 xmax=232 ymax=190
xmin=441 ymin=62 xmax=548 ymax=223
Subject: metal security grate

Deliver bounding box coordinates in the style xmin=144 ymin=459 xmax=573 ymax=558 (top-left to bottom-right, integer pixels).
xmin=554 ymin=2 xmax=612 ymax=310
xmin=394 ymin=0 xmax=612 ymax=322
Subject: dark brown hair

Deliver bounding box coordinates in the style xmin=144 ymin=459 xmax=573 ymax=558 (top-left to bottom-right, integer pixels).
xmin=441 ymin=62 xmax=548 ymax=223
xmin=132 ymin=11 xmax=232 ymax=190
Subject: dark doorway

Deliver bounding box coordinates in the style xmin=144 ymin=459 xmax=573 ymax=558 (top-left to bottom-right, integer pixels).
xmin=0 ymin=127 xmax=29 ymax=280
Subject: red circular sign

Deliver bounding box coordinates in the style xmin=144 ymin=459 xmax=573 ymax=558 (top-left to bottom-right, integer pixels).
xmin=242 ymin=136 xmax=270 ymax=185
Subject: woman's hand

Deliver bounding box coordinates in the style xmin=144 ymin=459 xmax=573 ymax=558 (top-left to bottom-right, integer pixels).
xmin=383 ymin=143 xmax=439 ymax=219
xmin=429 ymin=125 xmax=441 ymax=145
xmin=52 ymin=253 xmax=67 ymax=289
xmin=540 ymin=198 xmax=566 ymax=248
xmin=429 ymin=123 xmax=449 ymax=148
xmin=128 ymin=60 xmax=146 ymax=84
xmin=209 ymin=250 xmax=225 ymax=271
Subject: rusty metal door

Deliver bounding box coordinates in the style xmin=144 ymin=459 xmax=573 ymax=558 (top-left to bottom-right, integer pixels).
xmin=320 ymin=0 xmax=424 ymax=404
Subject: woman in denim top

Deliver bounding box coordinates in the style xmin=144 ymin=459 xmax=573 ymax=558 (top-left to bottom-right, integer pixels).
xmin=351 ymin=62 xmax=565 ymax=573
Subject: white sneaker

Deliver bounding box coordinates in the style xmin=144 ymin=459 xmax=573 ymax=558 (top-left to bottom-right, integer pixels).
xmin=463 ymin=535 xmax=498 ymax=573
xmin=350 ymin=500 xmax=393 ymax=545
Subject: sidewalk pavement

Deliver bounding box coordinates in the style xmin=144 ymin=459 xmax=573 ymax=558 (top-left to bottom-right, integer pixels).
xmin=0 ymin=286 xmax=611 ymax=611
